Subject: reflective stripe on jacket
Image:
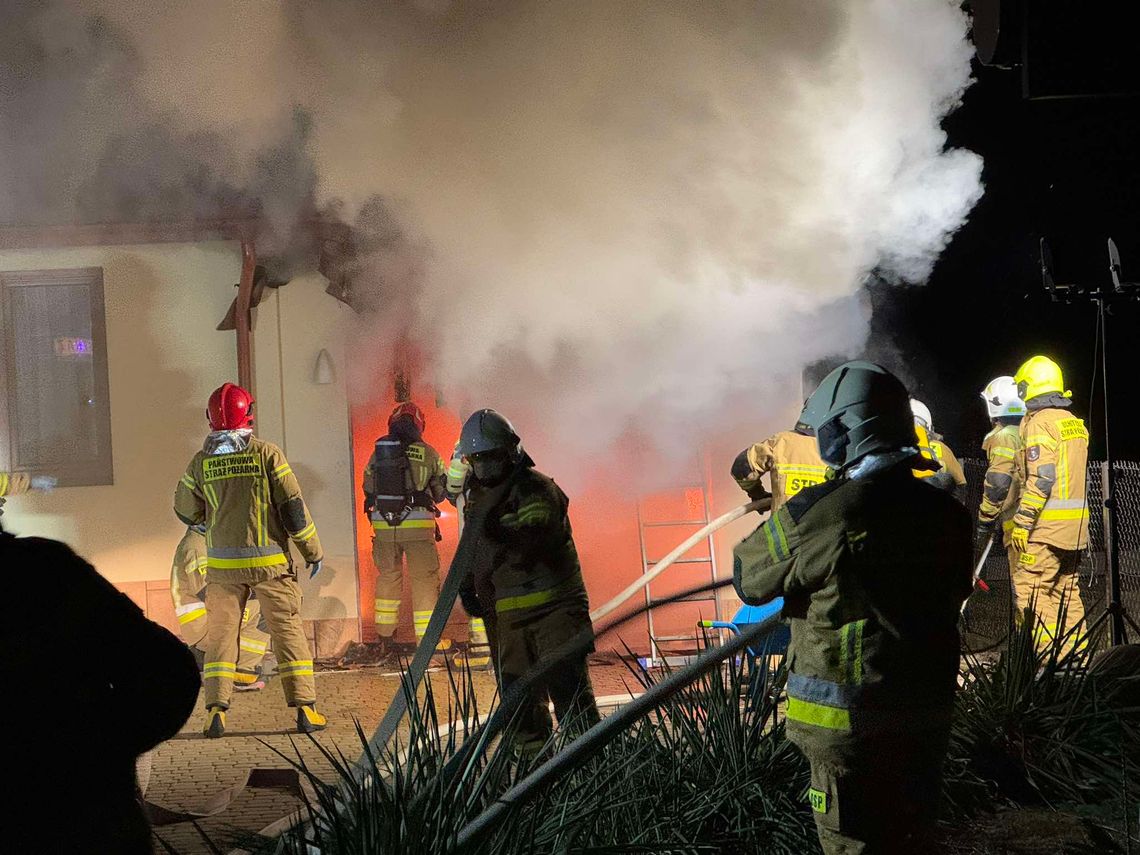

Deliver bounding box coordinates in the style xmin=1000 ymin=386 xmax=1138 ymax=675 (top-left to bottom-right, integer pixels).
xmin=365 ymin=438 xmax=446 ymax=540
xmin=735 ymin=430 xmax=828 ymax=511
xmin=979 ymin=424 xmax=1023 ymax=544
xmin=733 ymin=465 xmax=972 ymax=738
xmin=1015 ymin=406 xmax=1089 ymax=550
xmin=173 ymin=436 xmax=322 ymax=583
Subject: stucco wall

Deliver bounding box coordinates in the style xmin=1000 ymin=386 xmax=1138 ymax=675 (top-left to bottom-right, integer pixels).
xmin=252 ymin=275 xmax=359 ymax=644
xmin=1 ymin=241 xmax=240 ymax=582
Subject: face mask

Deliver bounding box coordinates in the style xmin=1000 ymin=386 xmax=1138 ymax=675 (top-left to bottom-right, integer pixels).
xmin=815 ymin=416 xmax=849 ymax=468
xmin=470 ymin=451 xmax=510 ymax=485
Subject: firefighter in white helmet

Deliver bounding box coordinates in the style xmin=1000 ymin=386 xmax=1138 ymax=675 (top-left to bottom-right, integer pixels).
xmin=975 ymin=376 xmax=1026 ymax=589
xmin=910 ymin=399 xmax=967 ymax=501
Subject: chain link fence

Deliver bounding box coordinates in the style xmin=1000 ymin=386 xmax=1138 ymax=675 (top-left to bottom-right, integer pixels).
xmin=959 ymin=457 xmax=1140 ymax=651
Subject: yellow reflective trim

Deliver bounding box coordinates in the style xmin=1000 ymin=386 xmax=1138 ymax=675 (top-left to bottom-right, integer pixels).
xmin=292 ymin=521 xmax=317 ymax=542
xmin=470 ymin=618 xmax=485 ymax=632
xmin=273 ymin=463 xmax=293 ymax=477
xmin=496 ymin=588 xmax=557 ymax=613
xmin=1040 ymin=508 xmax=1089 ymax=521
xmin=178 ymin=608 xmax=207 ymax=624
xmin=180 ymin=474 xmax=197 ymax=489
xmin=278 ymin=660 xmax=314 ymax=675
xmin=991 ymin=447 xmax=1015 ymax=459
xmin=240 ymin=638 xmax=268 ymax=654
xmin=207 ymin=554 xmax=289 ymax=569
xmin=372 ymin=519 xmax=436 ymax=530
xmin=786 ymin=697 xmax=851 ymax=731
xmin=1025 ymin=434 xmax=1056 ymax=449
xmin=1022 ymin=494 xmax=1046 ymax=507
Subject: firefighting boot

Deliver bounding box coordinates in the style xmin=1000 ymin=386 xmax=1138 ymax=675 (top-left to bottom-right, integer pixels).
xmin=203 ymin=707 xmax=226 ymax=739
xmin=234 ymin=666 xmax=266 ymax=692
xmin=297 ymin=704 xmax=328 ymax=734
xmin=452 ymin=645 xmax=492 ymax=671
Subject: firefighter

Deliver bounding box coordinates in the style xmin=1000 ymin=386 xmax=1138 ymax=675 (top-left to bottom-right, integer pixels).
xmin=911 ymin=398 xmax=967 ymax=500
xmin=456 ymin=408 xmax=599 ymax=752
xmin=171 ymin=525 xmax=270 ymax=689
xmin=445 ymin=441 xmax=491 ymax=669
xmin=174 ymin=383 xmax=326 ymax=738
xmin=2 ymin=529 xmax=199 ymax=852
xmin=364 ymin=402 xmax=450 ymax=653
xmin=731 ymin=416 xmax=828 ymax=510
xmin=1010 ymin=355 xmax=1090 ymax=642
xmin=733 ymin=361 xmax=972 ymax=854
xmin=975 ymin=376 xmax=1027 ymax=585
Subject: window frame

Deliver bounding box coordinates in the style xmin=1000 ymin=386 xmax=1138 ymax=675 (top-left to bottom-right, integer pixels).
xmin=0 ymin=266 xmax=114 ymax=487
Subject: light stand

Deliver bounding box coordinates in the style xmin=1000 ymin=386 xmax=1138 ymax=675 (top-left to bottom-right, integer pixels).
xmin=1040 ymin=237 xmax=1140 ymax=645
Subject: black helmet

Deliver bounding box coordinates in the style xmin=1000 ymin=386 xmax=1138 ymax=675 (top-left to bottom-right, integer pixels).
xmin=458 ymin=408 xmax=520 ymax=458
xmin=799 ymin=360 xmax=916 ymax=470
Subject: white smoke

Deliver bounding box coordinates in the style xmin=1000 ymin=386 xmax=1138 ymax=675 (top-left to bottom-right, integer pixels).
xmin=10 ymin=0 xmax=984 ymax=484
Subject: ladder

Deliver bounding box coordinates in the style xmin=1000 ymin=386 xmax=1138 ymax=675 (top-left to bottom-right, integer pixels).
xmin=636 ymin=467 xmax=723 ymax=668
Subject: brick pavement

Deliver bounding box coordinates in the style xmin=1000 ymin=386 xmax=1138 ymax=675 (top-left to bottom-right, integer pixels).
xmin=147 ymin=661 xmax=636 ymax=854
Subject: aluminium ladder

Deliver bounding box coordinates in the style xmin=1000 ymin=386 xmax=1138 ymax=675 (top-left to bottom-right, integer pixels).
xmin=636 ymin=469 xmax=723 ymax=668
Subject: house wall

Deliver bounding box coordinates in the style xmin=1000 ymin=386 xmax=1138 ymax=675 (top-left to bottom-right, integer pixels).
xmin=1 ymin=244 xmax=361 ymax=657
xmin=1 ymin=241 xmax=240 ymax=589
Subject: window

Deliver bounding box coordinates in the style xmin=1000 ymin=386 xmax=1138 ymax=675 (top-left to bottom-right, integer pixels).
xmin=1 ymin=268 xmax=113 ymax=487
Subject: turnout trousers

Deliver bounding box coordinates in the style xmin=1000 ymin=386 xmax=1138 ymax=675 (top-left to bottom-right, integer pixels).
xmin=487 ymin=602 xmax=600 ymax=752
xmin=795 ymin=713 xmax=951 ymax=855
xmin=204 ymin=574 xmax=314 ymax=709
xmin=372 ymin=533 xmax=441 ymax=641
xmin=1014 ymin=541 xmax=1084 ymax=640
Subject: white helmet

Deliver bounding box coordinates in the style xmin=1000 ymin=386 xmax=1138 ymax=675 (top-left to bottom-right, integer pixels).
xmin=909 ymin=398 xmax=933 ymax=431
xmin=980 ymin=375 xmax=1025 ymax=420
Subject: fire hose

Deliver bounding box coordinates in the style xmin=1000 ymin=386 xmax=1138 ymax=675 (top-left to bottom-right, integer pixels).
xmin=590 ymin=497 xmax=771 ymax=624
xmin=364 ymin=496 xmax=770 ymax=768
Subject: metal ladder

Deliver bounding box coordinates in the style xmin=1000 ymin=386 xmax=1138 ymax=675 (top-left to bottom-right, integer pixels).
xmin=636 ymin=471 xmax=723 ymax=668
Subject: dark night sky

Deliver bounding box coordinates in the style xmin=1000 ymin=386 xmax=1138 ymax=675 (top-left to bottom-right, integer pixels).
xmin=864 ymin=15 xmax=1140 ymax=462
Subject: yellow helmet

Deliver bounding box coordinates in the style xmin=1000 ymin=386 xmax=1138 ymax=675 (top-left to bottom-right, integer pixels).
xmin=1013 ymin=355 xmax=1071 ymax=402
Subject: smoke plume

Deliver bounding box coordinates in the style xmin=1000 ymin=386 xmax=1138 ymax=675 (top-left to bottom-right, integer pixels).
xmin=2 ymin=0 xmax=983 ymax=485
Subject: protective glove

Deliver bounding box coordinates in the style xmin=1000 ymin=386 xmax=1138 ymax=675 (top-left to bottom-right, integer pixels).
xmin=307 ymin=559 xmax=323 ymax=579
xmin=1011 ymin=526 xmax=1030 ymax=554
xmin=31 ymin=475 xmax=58 ymax=492
xmin=974 ymin=519 xmax=995 ymax=546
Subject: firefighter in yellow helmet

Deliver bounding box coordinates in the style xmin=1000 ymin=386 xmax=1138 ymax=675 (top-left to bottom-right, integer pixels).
xmin=171 ymin=525 xmax=270 ymax=689
xmin=731 ymin=415 xmax=828 ymax=511
xmin=1010 ymin=356 xmax=1090 ymax=642
xmin=445 ymin=441 xmax=491 ymax=669
xmin=174 ymin=383 xmax=326 ymax=738
xmin=975 ymin=376 xmax=1027 ymax=586
xmin=733 ymin=361 xmax=971 ymax=854
xmin=910 ymin=399 xmax=967 ymax=501
xmin=364 ymin=402 xmax=450 ymax=654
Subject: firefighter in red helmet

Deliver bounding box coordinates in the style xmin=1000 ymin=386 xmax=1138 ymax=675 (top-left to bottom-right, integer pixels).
xmin=174 ymin=382 xmax=327 ymax=737
xmin=363 ymin=401 xmax=449 ymax=656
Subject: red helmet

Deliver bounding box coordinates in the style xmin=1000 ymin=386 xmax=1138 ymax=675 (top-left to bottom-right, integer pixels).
xmin=389 ymin=401 xmax=425 ymax=434
xmin=207 ymin=383 xmax=255 ymax=430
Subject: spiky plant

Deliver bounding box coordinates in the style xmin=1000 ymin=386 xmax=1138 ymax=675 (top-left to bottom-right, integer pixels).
xmin=947 ymin=595 xmax=1140 ymax=811
xmin=261 ymin=649 xmax=816 ymax=854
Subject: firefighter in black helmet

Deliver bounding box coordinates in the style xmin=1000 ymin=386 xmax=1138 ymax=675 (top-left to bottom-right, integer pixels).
xmin=733 ymin=361 xmax=972 ymax=854
xmin=455 ymin=409 xmax=599 ymax=753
